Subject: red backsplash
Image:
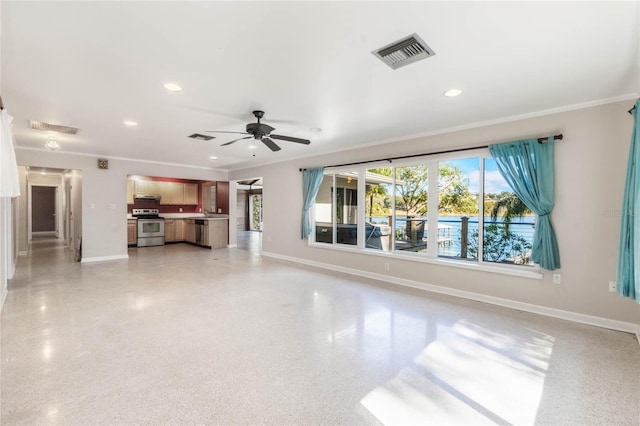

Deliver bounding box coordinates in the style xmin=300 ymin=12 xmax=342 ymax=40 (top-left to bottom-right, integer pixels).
xmin=127 ymin=176 xmax=216 ymax=214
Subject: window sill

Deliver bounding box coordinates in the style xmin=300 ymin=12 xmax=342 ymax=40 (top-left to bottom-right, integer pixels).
xmin=307 ymin=242 xmax=543 ymax=280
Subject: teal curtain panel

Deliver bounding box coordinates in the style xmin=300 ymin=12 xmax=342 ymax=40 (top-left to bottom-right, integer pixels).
xmin=489 ymin=138 xmax=561 ymax=270
xmin=301 ymin=167 xmax=325 ymax=239
xmin=616 ymin=99 xmax=640 ymax=303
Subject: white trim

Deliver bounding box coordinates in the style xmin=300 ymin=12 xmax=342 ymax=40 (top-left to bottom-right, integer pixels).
xmin=15 ymin=146 xmax=226 ymax=172
xmin=261 ymin=251 xmax=638 ymax=335
xmin=636 ymin=326 xmax=640 ymax=346
xmin=81 ymin=254 xmax=129 ymax=263
xmin=228 ymin=94 xmax=639 ymax=173
xmin=307 ymin=241 xmax=543 ymax=280
xmin=227 ymin=243 xmax=238 ymax=248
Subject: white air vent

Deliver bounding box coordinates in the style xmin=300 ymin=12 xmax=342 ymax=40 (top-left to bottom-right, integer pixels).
xmin=373 ymin=33 xmax=435 ymax=70
xmin=29 ymin=120 xmax=79 ymax=134
xmin=189 ymin=133 xmax=215 ymax=141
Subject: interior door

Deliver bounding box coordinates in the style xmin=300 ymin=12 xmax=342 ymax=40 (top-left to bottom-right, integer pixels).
xmin=32 ymin=186 xmax=56 ymax=232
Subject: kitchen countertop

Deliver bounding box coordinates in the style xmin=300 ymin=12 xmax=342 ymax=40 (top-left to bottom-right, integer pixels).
xmin=160 ymin=214 xmax=229 ymax=221
xmin=127 ymin=214 xmax=229 ymax=220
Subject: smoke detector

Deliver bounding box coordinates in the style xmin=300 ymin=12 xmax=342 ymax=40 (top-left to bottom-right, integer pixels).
xmin=372 ymin=33 xmax=435 ymax=70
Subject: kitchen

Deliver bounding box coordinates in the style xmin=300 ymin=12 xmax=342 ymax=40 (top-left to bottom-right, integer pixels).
xmin=126 ymin=175 xmax=229 ymax=249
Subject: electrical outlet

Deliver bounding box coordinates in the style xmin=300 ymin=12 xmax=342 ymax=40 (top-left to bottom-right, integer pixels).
xmin=552 ymin=274 xmax=561 ymax=284
xmin=609 ymin=281 xmax=616 ymax=292
xmin=384 ymin=263 xmax=390 ymax=271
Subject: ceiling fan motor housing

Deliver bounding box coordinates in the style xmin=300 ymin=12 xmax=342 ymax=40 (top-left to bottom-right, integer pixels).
xmin=246 ymin=122 xmax=275 ymax=138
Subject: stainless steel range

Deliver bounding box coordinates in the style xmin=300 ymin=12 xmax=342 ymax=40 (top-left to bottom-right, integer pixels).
xmin=132 ymin=209 xmax=165 ymax=247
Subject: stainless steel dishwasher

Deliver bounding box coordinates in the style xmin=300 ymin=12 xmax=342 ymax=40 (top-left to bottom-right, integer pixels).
xmin=195 ymin=219 xmax=206 ymax=245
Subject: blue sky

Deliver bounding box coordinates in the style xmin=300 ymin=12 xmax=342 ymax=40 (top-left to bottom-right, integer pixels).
xmin=447 ymin=157 xmax=511 ymax=194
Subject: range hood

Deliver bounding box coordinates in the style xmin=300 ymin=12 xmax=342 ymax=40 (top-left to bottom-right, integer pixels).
xmin=134 ymin=194 xmax=161 ymax=201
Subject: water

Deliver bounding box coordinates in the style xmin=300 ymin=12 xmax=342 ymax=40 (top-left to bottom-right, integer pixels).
xmin=369 ymin=215 xmax=536 ymax=260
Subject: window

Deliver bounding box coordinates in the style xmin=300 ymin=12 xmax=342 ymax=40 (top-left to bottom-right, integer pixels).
xmin=437 ymin=158 xmax=479 ymax=260
xmin=365 ymin=169 xmax=393 ymax=250
xmin=393 ymin=165 xmax=428 ymax=253
xmin=311 ymin=151 xmax=534 ymax=270
xmin=480 ymin=158 xmax=534 ymax=265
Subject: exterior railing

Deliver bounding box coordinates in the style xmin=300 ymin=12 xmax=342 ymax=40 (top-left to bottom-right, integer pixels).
xmin=367 ymin=215 xmax=535 ymax=264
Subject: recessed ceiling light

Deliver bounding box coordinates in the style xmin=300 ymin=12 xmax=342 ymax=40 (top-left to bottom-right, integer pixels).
xmin=209 ymin=156 xmax=218 ymax=160
xmin=248 ymin=144 xmax=257 ymax=149
xmin=444 ymin=88 xmax=463 ymax=97
xmin=163 ymin=83 xmax=182 ymax=92
xmin=124 ymin=120 xmax=138 ymax=127
xmin=310 ymin=128 xmax=322 ymax=133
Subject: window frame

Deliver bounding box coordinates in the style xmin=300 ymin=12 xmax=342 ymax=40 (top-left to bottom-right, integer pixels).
xmin=309 ymin=150 xmax=542 ymax=279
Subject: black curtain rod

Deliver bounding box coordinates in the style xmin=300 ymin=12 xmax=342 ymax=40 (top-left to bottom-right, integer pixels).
xmin=0 ymin=95 xmax=4 ymax=110
xmin=630 ymin=106 xmax=636 ymax=115
xmin=299 ymin=133 xmax=563 ymax=172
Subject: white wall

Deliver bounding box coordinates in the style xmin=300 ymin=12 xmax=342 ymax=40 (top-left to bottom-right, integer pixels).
xmin=230 ymin=100 xmax=640 ymax=325
xmin=14 ymin=150 xmax=228 ymax=261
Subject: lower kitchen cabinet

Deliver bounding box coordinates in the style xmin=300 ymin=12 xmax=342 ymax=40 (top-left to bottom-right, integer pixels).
xmin=164 ymin=219 xmax=176 ymax=242
xmin=208 ymin=220 xmax=228 ymax=249
xmin=127 ymin=220 xmax=137 ymax=246
xmin=175 ymin=219 xmax=185 ymax=241
xmin=184 ymin=220 xmax=196 ymax=244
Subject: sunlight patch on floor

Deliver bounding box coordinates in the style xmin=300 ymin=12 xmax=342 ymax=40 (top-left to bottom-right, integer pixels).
xmin=361 ymin=319 xmax=555 ymax=425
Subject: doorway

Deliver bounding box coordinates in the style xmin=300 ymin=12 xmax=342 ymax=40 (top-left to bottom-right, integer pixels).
xmin=236 ymin=178 xmax=262 ymax=253
xmin=32 ymin=186 xmax=57 ymax=235
xmin=249 ymin=193 xmax=262 ymax=231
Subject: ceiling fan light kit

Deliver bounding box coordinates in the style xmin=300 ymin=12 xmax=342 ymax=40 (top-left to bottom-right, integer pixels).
xmin=206 ymin=110 xmax=311 ymax=153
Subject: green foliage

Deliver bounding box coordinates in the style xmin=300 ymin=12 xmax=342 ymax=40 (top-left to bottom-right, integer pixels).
xmin=489 ymin=192 xmax=532 ymax=231
xmin=467 ymin=223 xmax=532 ymax=263
xmin=394 ymin=165 xmax=429 ymax=215
xmin=438 ymin=163 xmax=478 ymax=215
xmin=366 ymin=168 xmax=393 ymax=217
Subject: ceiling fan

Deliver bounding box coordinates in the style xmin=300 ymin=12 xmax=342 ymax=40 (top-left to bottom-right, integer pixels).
xmin=206 ymin=110 xmax=311 ymax=152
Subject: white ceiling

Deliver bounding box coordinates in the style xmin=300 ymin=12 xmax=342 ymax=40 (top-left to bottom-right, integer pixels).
xmin=2 ymin=2 xmax=638 ymax=171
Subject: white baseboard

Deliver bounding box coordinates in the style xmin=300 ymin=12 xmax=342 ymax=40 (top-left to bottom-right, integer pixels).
xmin=81 ymin=254 xmax=129 ymax=263
xmin=227 ymin=244 xmax=238 ymax=248
xmin=262 ymin=251 xmax=640 ymax=336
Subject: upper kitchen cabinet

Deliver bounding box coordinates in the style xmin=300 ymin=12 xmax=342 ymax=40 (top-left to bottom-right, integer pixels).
xmin=168 ymin=182 xmax=184 ymax=205
xmin=127 ymin=180 xmax=134 ymax=204
xmin=216 ymin=181 xmax=229 ymax=214
xmin=202 ymin=181 xmax=229 ymax=214
xmin=184 ymin=183 xmax=198 ymax=205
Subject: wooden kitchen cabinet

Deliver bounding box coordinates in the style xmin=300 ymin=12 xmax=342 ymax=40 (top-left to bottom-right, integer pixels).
xmin=134 ymin=180 xmax=150 ymax=195
xmin=158 ymin=182 xmax=171 ymax=205
xmin=164 ymin=219 xmax=175 ymax=242
xmin=169 ymin=182 xmax=184 ymax=205
xmin=127 ymin=180 xmax=134 ymax=204
xmin=216 ymin=181 xmax=229 ymax=214
xmin=184 ymin=183 xmax=198 ymax=205
xmin=174 ymin=219 xmax=185 ymax=241
xmin=184 ymin=220 xmax=196 ymax=243
xmin=208 ymin=219 xmax=228 ymax=249
xmin=127 ymin=219 xmax=137 ymax=246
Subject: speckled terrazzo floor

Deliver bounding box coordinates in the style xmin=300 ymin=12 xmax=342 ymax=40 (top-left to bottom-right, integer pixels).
xmin=2 ymin=238 xmax=639 ymax=425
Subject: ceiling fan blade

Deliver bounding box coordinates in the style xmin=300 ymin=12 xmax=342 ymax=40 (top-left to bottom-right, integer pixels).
xmin=261 ymin=137 xmax=281 ymax=152
xmin=270 ymin=134 xmax=311 ymax=145
xmin=222 ymin=136 xmax=252 ymax=146
xmin=206 ymin=130 xmax=250 ymax=135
